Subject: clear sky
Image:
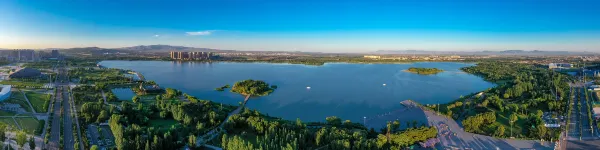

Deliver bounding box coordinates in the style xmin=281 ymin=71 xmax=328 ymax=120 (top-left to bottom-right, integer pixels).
xmin=1 ymin=0 xmax=600 ymax=52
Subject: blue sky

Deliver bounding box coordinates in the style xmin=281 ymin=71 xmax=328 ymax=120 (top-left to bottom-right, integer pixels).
xmin=1 ymin=0 xmax=600 ymax=52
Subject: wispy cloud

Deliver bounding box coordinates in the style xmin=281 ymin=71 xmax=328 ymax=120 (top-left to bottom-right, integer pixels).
xmin=154 ymin=35 xmax=160 ymax=37
xmin=186 ymin=30 xmax=218 ymax=36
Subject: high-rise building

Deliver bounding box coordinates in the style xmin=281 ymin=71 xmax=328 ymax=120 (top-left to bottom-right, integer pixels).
xmin=177 ymin=52 xmax=184 ymax=59
xmin=51 ymin=50 xmax=60 ymax=58
xmin=8 ymin=49 xmax=36 ymax=62
xmin=169 ymin=51 xmax=214 ymax=60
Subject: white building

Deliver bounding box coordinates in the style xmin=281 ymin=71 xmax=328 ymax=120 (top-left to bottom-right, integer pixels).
xmin=590 ymin=85 xmax=600 ymax=91
xmin=548 ymin=63 xmax=572 ymax=69
xmin=0 ymin=85 xmax=11 ymax=101
xmin=364 ymin=55 xmax=381 ymax=59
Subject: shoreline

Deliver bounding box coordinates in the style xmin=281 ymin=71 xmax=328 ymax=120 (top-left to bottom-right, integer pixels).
xmin=98 ymin=59 xmax=479 ymax=66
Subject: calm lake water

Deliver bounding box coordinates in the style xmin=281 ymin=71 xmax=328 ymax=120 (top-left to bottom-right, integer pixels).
xmin=99 ymin=61 xmax=494 ymax=124
xmin=111 ymin=88 xmax=136 ymax=101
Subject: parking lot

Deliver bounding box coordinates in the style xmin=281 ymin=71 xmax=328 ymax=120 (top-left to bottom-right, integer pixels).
xmin=87 ymin=124 xmax=115 ymax=149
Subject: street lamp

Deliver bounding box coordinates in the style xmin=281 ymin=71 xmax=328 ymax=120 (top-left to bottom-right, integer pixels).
xmin=510 ymin=120 xmax=514 ymax=138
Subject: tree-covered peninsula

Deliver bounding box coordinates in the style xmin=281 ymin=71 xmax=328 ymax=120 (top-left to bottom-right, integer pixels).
xmin=406 ymin=67 xmax=444 ymax=75
xmin=428 ymin=62 xmax=570 ymax=140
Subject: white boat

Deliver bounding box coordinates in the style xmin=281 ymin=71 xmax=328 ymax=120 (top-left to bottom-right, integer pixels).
xmin=306 ymin=86 xmax=311 ymax=89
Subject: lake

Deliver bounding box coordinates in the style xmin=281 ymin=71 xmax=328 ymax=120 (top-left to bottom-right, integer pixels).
xmin=99 ymin=61 xmax=495 ymax=126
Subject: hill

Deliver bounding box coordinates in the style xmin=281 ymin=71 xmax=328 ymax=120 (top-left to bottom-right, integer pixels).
xmin=373 ymin=50 xmax=596 ymax=55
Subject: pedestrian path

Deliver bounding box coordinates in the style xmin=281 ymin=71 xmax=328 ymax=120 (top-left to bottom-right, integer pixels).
xmin=20 ymin=90 xmax=37 ymax=114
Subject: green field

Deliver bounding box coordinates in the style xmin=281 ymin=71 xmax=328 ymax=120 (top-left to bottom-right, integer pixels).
xmin=0 ymin=111 xmax=16 ymax=116
xmin=0 ymin=118 xmax=18 ymax=129
xmin=24 ymin=91 xmax=50 ymax=113
xmin=0 ymin=80 xmax=47 ymax=88
xmin=5 ymin=91 xmax=32 ymax=112
xmin=15 ymin=117 xmax=41 ymax=134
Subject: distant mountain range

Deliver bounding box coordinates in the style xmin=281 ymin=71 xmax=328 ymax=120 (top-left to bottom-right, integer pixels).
xmin=1 ymin=45 xmax=597 ymax=56
xmin=373 ymin=50 xmax=597 ymax=55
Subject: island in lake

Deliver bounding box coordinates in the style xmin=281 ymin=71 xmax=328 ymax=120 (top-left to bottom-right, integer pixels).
xmin=406 ymin=67 xmax=444 ymax=75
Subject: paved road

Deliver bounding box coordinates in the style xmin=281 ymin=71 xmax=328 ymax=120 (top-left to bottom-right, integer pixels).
xmin=48 ymin=62 xmax=80 ymax=150
xmin=367 ymin=100 xmax=553 ymax=150
xmin=424 ymin=109 xmax=554 ymax=149
xmin=62 ymin=86 xmax=75 ymax=150
xmin=566 ymin=85 xmax=600 ymax=149
xmin=47 ymin=86 xmax=62 ymax=150
xmin=196 ymin=95 xmax=250 ymax=146
xmin=56 ymin=66 xmax=76 ymax=150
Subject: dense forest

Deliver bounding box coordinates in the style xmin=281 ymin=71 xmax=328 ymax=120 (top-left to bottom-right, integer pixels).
xmin=434 ymin=62 xmax=570 ymax=139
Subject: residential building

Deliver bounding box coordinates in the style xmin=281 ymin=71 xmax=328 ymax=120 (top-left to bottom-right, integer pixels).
xmin=51 ymin=50 xmax=60 ymax=58
xmin=15 ymin=49 xmax=36 ymax=61
xmin=169 ymin=51 xmax=214 ymax=60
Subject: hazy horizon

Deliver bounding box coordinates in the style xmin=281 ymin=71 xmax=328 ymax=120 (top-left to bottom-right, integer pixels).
xmin=2 ymin=0 xmax=600 ymax=52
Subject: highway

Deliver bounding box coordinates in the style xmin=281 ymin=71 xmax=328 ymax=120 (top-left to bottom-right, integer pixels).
xmin=566 ymin=79 xmax=600 ymax=149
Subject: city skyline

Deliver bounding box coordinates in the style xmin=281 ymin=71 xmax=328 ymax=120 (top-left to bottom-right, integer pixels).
xmin=2 ymin=0 xmax=600 ymax=52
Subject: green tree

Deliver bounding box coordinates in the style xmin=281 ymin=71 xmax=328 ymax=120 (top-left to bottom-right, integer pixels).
xmin=536 ymin=110 xmax=543 ymax=118
xmin=0 ymin=123 xmax=6 ymax=146
xmin=392 ymin=120 xmax=400 ymax=131
xmin=495 ymin=126 xmax=505 ymax=137
xmin=188 ymin=135 xmax=196 ymax=147
xmin=91 ymin=145 xmax=99 ymax=150
xmin=109 ymin=114 xmax=125 ymax=150
xmin=325 ymin=116 xmax=342 ymax=126
xmin=97 ymin=110 xmax=109 ymax=123
xmin=509 ymin=113 xmax=518 ymax=125
xmin=15 ymin=130 xmax=27 ymax=149
xmin=28 ymin=136 xmax=35 ymax=150
xmin=132 ymin=95 xmax=140 ymax=103
xmin=296 ymin=118 xmax=304 ymax=128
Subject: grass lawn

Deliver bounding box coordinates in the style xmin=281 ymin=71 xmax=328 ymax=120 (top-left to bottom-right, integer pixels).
xmin=0 ymin=80 xmax=46 ymax=87
xmin=491 ymin=109 xmax=528 ymax=138
xmin=0 ymin=111 xmax=16 ymax=116
xmin=15 ymin=117 xmax=40 ymax=134
xmin=0 ymin=118 xmax=18 ymax=129
xmin=24 ymin=91 xmax=50 ymax=113
xmin=149 ymin=119 xmax=178 ymax=131
xmin=5 ymin=91 xmax=33 ymax=112
xmin=15 ymin=113 xmax=34 ymax=117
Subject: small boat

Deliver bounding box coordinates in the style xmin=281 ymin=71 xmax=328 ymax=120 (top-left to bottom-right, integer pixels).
xmin=306 ymin=86 xmax=311 ymax=89
xmin=383 ymin=83 xmax=386 ymax=86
